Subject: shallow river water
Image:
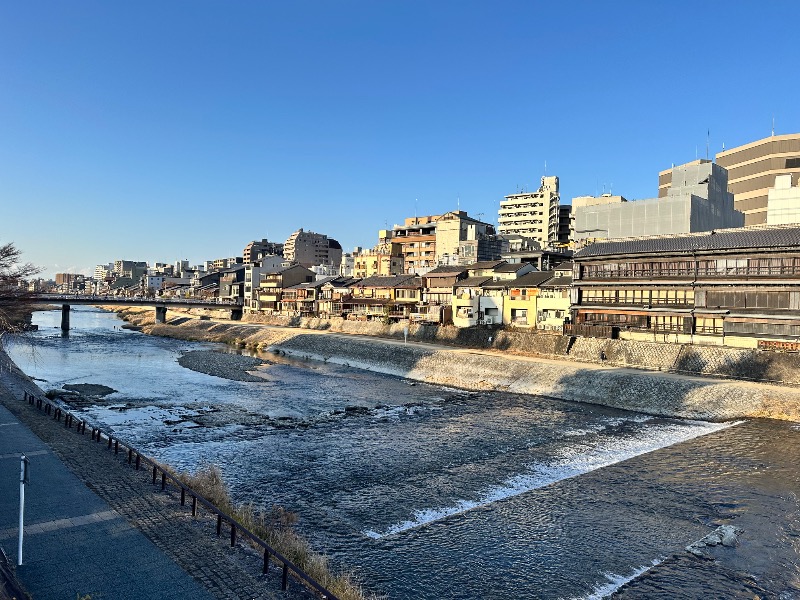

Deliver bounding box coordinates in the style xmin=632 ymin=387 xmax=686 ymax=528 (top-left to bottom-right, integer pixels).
xmin=6 ymin=308 xmax=800 ymax=599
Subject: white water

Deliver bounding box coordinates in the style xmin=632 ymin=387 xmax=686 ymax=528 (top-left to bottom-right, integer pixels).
xmin=574 ymin=558 xmax=664 ymax=600
xmin=364 ymin=420 xmax=738 ymax=538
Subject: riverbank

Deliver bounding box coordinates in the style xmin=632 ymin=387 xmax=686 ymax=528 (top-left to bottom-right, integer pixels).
xmin=114 ymin=307 xmax=800 ymax=422
xmin=0 ymin=344 xmax=297 ymax=600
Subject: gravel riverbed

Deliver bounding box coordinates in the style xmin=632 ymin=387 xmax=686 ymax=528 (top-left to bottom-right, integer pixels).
xmin=177 ymin=350 xmax=270 ymax=382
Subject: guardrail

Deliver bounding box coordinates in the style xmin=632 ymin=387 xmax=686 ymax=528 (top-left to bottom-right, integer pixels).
xmin=20 ymin=390 xmax=339 ymax=600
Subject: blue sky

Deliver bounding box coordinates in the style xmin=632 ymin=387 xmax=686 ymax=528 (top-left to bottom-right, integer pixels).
xmin=2 ymin=1 xmax=799 ymax=278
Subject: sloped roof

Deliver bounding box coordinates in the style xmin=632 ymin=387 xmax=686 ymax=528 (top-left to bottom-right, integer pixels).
xmin=467 ymin=260 xmax=507 ymax=270
xmin=509 ymin=271 xmax=555 ymax=288
xmin=541 ymin=276 xmax=572 ymax=287
xmin=425 ymin=265 xmax=469 ymax=275
xmin=574 ymin=226 xmax=800 ymax=259
xmin=494 ymin=262 xmax=534 ymax=273
xmin=454 ymin=276 xmax=493 ymax=287
xmin=352 ymin=274 xmax=417 ymax=288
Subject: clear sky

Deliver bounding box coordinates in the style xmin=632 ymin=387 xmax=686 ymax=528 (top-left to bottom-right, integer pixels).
xmin=2 ymin=1 xmax=799 ymax=278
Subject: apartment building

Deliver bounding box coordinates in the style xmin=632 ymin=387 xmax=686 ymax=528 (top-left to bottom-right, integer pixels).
xmin=386 ymin=211 xmax=499 ymax=275
xmin=498 ymin=176 xmax=560 ymax=248
xmin=284 ymin=229 xmax=343 ymax=267
xmin=243 ymin=239 xmax=284 ymax=263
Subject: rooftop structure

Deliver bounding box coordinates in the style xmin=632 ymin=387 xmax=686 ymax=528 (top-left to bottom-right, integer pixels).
xmin=574 ymin=160 xmax=743 ymax=244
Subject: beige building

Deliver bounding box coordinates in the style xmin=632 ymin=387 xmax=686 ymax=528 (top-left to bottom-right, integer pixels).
xmin=498 ymin=176 xmax=560 ymax=247
xmin=767 ymin=174 xmax=800 ymax=225
xmin=386 ymin=211 xmax=498 ymax=274
xmin=663 ymin=134 xmax=800 ymax=226
xmin=283 ymin=229 xmax=343 ymax=267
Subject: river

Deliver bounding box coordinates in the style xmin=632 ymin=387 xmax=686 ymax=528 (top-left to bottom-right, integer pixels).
xmin=5 ymin=307 xmax=800 ymax=599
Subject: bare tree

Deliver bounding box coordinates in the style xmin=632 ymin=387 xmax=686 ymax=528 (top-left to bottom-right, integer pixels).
xmin=0 ymin=242 xmax=41 ymax=332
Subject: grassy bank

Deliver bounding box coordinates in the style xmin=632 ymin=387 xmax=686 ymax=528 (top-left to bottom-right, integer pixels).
xmin=177 ymin=465 xmax=378 ymax=600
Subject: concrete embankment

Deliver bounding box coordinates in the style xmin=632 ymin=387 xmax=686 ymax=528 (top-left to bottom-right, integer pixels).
xmin=114 ymin=308 xmax=800 ymax=422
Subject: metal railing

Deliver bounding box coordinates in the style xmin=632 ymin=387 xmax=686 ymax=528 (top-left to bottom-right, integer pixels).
xmin=20 ymin=390 xmax=340 ymax=600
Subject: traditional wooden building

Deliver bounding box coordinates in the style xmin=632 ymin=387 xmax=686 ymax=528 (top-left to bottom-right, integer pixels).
xmin=572 ymin=226 xmax=800 ymax=347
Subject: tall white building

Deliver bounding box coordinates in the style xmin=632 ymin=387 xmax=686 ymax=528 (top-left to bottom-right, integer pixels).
xmin=767 ymin=174 xmax=800 ymax=225
xmin=498 ymin=176 xmax=560 ymax=248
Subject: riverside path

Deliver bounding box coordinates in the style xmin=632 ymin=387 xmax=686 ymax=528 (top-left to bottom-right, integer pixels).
xmin=0 ymin=351 xmax=305 ymax=600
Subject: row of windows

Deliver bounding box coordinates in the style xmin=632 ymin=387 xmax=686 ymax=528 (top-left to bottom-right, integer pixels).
xmin=580 ymin=313 xmax=723 ymax=334
xmin=582 ymin=257 xmax=800 ymax=279
xmin=706 ymin=291 xmax=790 ymax=309
xmin=582 ymin=289 xmax=695 ymax=305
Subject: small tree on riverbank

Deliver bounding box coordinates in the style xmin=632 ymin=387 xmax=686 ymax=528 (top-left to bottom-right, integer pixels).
xmin=0 ymin=242 xmax=40 ymax=333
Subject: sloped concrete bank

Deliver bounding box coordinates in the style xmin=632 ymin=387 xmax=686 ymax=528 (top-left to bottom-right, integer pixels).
xmin=115 ymin=310 xmax=800 ymax=422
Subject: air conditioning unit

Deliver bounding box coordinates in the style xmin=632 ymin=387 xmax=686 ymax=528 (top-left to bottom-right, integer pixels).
xmin=483 ymin=316 xmax=493 ymax=325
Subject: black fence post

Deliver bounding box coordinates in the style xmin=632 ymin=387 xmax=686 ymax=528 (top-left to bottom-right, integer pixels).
xmin=263 ymin=550 xmax=270 ymax=575
xmin=282 ymin=563 xmax=289 ymax=590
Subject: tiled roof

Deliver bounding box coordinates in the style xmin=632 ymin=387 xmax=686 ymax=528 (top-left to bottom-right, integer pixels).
xmin=511 ymin=271 xmax=556 ymax=287
xmin=352 ymin=275 xmax=417 ymax=288
xmin=542 ymin=276 xmax=572 ymax=287
xmin=468 ymin=260 xmax=507 ymax=270
xmin=494 ymin=262 xmax=534 ymax=273
xmin=574 ymin=226 xmax=800 ymax=259
xmin=425 ymin=265 xmax=468 ymax=275
xmin=454 ymin=276 xmax=493 ymax=287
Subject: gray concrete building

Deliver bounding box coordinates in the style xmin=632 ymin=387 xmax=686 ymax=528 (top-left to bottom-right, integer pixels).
xmin=574 ymin=160 xmax=743 ymax=244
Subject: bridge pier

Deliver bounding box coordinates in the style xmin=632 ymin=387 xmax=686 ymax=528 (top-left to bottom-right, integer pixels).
xmin=61 ymin=305 xmax=70 ymax=332
xmin=230 ymin=307 xmax=242 ymax=321
xmin=155 ymin=306 xmax=168 ymax=324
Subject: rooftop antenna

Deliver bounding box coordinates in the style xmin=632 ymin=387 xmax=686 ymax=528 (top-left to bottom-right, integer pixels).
xmin=772 ymin=116 xmax=775 ymax=137
xmin=457 ymin=196 xmax=460 ymax=212
xmin=544 ymin=160 xmax=547 ymax=176
xmin=706 ymin=129 xmax=709 ymax=160
xmin=415 ymin=198 xmax=418 ymax=223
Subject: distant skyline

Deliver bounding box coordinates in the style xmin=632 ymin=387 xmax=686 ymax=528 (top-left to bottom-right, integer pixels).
xmin=2 ymin=1 xmax=800 ymax=278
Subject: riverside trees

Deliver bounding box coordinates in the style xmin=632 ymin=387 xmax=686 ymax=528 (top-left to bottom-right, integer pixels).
xmin=0 ymin=242 xmax=39 ymax=332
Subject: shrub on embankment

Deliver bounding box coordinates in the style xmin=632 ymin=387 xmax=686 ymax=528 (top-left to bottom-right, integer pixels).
xmin=177 ymin=465 xmax=377 ymax=600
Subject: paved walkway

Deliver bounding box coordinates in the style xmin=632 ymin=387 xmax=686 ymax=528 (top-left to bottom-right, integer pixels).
xmin=0 ymin=353 xmax=306 ymax=600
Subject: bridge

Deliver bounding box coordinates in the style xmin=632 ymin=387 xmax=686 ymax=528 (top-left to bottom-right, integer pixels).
xmin=33 ymin=294 xmax=243 ymax=331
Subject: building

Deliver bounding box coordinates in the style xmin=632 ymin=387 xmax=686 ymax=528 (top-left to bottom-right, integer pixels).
xmin=113 ymin=260 xmax=148 ymax=281
xmin=574 ymin=160 xmax=743 ymax=244
xmin=244 ymin=256 xmax=285 ymax=310
xmin=386 ymin=211 xmax=500 ymax=275
xmin=557 ymin=205 xmax=571 ymax=246
xmin=345 ymin=275 xmax=422 ymax=321
xmin=243 ymin=239 xmax=284 ymax=264
xmin=353 ymin=243 xmax=404 ymax=278
xmin=498 ymin=176 xmax=560 ymax=248
xmin=283 ymin=229 xmax=343 ymax=267
xmin=257 ymin=264 xmax=315 ymax=312
xmin=571 ymin=225 xmax=800 ymax=347
xmin=767 ymin=174 xmax=800 ymax=225
xmin=206 ymin=257 xmax=243 ymax=271
xmin=711 ymin=133 xmax=800 ymax=226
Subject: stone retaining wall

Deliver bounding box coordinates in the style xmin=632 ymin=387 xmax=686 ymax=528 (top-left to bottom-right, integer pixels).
xmin=140 ymin=318 xmax=800 ymax=422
